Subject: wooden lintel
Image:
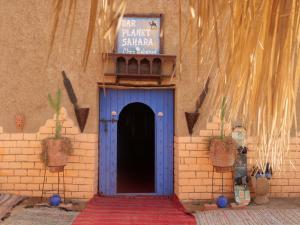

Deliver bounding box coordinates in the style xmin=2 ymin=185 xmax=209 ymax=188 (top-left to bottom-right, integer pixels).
xmin=97 ymin=82 xmax=176 ymax=89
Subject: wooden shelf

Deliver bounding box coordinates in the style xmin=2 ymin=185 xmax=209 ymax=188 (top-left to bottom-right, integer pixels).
xmin=104 ymin=53 xmax=176 ymax=84
xmin=104 ymin=53 xmax=176 ymax=60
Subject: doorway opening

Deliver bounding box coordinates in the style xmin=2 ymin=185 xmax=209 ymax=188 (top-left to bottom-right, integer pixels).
xmin=117 ymin=102 xmax=155 ymax=193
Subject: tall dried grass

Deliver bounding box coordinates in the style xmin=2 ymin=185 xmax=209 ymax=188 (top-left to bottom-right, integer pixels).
xmin=184 ymin=0 xmax=300 ymax=170
xmin=48 ymin=0 xmax=126 ymax=71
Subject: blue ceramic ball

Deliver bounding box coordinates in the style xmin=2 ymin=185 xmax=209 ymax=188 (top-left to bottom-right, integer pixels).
xmin=49 ymin=194 xmax=61 ymax=206
xmin=217 ymin=195 xmax=228 ymax=208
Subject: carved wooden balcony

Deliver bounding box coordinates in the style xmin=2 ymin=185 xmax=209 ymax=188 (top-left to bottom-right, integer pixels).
xmin=104 ymin=53 xmax=176 ymax=84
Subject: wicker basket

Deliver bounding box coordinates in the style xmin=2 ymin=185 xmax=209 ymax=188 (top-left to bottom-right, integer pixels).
xmin=251 ymin=176 xmax=270 ymax=204
xmin=210 ymin=137 xmax=236 ymax=167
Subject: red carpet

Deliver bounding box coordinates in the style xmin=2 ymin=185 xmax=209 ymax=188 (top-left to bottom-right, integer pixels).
xmin=72 ymin=195 xmax=195 ymax=225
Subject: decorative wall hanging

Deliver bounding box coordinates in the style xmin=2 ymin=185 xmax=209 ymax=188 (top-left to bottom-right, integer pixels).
xmin=185 ymin=78 xmax=209 ymax=135
xmin=62 ymin=71 xmax=89 ymax=132
xmin=15 ymin=113 xmax=25 ymax=132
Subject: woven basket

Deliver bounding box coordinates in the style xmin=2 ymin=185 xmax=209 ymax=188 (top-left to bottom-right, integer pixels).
xmin=210 ymin=137 xmax=236 ymax=167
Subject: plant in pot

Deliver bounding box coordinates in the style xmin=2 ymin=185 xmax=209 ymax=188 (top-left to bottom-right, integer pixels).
xmin=209 ymin=97 xmax=236 ymax=168
xmin=185 ymin=78 xmax=210 ymax=135
xmin=40 ymin=89 xmax=73 ymax=172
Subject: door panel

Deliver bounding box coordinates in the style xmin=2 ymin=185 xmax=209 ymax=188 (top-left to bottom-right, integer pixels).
xmin=99 ymin=89 xmax=174 ymax=195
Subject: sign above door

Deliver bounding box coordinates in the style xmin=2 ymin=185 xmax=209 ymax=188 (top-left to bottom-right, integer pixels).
xmin=116 ymin=15 xmax=162 ymax=54
xmin=104 ymin=14 xmax=176 ymax=84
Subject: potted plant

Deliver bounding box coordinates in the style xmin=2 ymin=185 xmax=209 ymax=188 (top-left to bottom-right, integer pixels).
xmin=40 ymin=89 xmax=73 ymax=172
xmin=209 ymin=97 xmax=236 ymax=167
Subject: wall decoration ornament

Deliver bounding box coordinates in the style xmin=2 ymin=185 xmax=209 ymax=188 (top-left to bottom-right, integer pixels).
xmin=185 ymin=78 xmax=209 ymax=135
xmin=15 ymin=113 xmax=25 ymax=132
xmin=62 ymin=71 xmax=89 ymax=133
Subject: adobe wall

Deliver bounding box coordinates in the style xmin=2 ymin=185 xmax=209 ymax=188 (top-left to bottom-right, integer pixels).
xmin=0 ymin=108 xmax=98 ymax=199
xmin=0 ymin=0 xmax=205 ymax=137
xmin=0 ymin=1 xmax=299 ymax=201
xmin=1 ymin=108 xmax=299 ymax=200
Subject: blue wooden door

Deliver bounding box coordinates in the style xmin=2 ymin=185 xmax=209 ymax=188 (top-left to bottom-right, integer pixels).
xmin=99 ymin=89 xmax=174 ymax=195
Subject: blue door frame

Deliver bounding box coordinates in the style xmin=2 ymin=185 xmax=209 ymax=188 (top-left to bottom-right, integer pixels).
xmin=99 ymin=88 xmax=174 ymax=196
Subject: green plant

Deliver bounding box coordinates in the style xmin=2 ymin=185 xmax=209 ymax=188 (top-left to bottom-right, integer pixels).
xmin=40 ymin=88 xmax=73 ymax=166
xmin=48 ymin=89 xmax=62 ymax=139
xmin=220 ymin=97 xmax=227 ymax=139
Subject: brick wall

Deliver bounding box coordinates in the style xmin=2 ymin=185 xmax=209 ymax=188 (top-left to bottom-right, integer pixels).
xmin=175 ymin=117 xmax=300 ymax=201
xmin=1 ymin=108 xmax=299 ymax=201
xmin=0 ymin=108 xmax=98 ymax=199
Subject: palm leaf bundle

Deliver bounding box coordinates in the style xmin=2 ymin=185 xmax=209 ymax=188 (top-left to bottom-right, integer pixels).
xmin=184 ymin=0 xmax=300 ymax=170
xmin=48 ymin=0 xmax=126 ymax=71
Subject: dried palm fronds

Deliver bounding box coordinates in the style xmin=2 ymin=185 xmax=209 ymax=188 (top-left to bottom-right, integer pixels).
xmin=48 ymin=0 xmax=64 ymax=61
xmin=48 ymin=0 xmax=126 ymax=71
xmin=185 ymin=0 xmax=300 ymax=170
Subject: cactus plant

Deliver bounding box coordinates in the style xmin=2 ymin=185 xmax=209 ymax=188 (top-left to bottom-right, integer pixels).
xmin=41 ymin=88 xmax=73 ymax=172
xmin=48 ymin=89 xmax=62 ymax=138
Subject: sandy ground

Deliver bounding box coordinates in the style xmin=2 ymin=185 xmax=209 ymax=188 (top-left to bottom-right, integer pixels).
xmin=1 ymin=197 xmax=299 ymax=225
xmin=182 ymin=197 xmax=300 ymax=213
xmin=0 ymin=198 xmax=85 ymax=225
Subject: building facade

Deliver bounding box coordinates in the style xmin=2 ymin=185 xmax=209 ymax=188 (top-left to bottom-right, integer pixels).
xmin=0 ymin=0 xmax=299 ymax=200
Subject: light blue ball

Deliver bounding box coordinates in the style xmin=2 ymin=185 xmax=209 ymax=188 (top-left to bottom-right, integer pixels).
xmin=217 ymin=195 xmax=228 ymax=208
xmin=49 ymin=194 xmax=61 ymax=206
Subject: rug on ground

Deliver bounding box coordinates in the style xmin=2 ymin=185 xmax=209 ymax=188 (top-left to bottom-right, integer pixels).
xmin=72 ymin=195 xmax=195 ymax=225
xmin=0 ymin=193 xmax=25 ymax=220
xmin=195 ymin=208 xmax=300 ymax=225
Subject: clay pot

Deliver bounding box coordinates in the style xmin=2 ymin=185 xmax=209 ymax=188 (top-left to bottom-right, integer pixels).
xmin=251 ymin=176 xmax=270 ymax=204
xmin=15 ymin=114 xmax=25 ymax=132
xmin=45 ymin=139 xmax=68 ymax=172
xmin=210 ymin=138 xmax=236 ymax=167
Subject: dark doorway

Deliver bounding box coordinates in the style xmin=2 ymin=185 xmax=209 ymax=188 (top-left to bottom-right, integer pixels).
xmin=117 ymin=103 xmax=155 ymax=193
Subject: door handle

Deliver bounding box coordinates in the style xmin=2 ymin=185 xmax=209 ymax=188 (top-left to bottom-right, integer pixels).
xmin=100 ymin=118 xmax=118 ymax=132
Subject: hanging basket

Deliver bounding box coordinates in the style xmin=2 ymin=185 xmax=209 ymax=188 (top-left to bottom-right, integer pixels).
xmin=185 ymin=112 xmax=199 ymax=135
xmin=210 ymin=137 xmax=236 ymax=167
